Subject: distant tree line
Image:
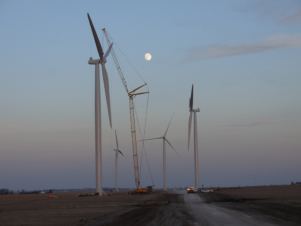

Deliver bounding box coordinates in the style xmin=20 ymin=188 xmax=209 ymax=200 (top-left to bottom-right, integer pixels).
xmin=0 ymin=188 xmax=14 ymax=195
xmin=0 ymin=188 xmax=54 ymax=195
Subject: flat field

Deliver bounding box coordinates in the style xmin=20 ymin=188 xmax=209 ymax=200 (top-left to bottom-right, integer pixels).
xmin=201 ymin=185 xmax=301 ymax=226
xmin=0 ymin=191 xmax=193 ymax=226
xmin=1 ymin=185 xmax=300 ymax=226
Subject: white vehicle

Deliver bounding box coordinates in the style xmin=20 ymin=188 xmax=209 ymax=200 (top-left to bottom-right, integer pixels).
xmin=186 ymin=187 xmax=198 ymax=193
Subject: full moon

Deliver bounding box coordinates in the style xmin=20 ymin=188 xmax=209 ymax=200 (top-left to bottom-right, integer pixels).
xmin=144 ymin=52 xmax=152 ymax=61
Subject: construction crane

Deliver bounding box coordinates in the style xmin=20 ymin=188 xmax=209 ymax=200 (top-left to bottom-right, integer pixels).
xmin=102 ymin=28 xmax=149 ymax=192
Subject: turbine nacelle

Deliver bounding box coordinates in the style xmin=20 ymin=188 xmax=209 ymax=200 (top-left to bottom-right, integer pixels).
xmin=88 ymin=57 xmax=100 ymax=64
xmin=88 ymin=43 xmax=113 ymax=65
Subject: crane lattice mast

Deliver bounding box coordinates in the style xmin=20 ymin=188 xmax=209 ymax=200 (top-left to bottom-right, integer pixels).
xmin=102 ymin=28 xmax=149 ymax=189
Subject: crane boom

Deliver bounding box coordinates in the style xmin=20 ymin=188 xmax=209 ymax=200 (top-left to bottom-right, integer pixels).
xmin=102 ymin=28 xmax=149 ymax=190
xmin=102 ymin=28 xmax=129 ymax=93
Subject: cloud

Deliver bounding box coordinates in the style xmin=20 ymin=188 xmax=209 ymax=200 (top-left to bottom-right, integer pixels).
xmin=235 ymin=1 xmax=301 ymax=22
xmin=280 ymin=9 xmax=301 ymax=23
xmin=184 ymin=34 xmax=301 ymax=61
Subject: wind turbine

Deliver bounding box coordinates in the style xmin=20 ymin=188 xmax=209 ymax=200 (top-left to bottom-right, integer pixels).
xmin=87 ymin=13 xmax=113 ymax=195
xmin=188 ymin=84 xmax=200 ymax=190
xmin=102 ymin=28 xmax=149 ymax=191
xmin=113 ymin=130 xmax=124 ymax=192
xmin=143 ymin=117 xmax=176 ymax=191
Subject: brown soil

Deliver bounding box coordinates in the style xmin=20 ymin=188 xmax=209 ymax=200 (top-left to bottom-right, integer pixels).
xmin=0 ymin=192 xmax=194 ymax=226
xmin=2 ymin=185 xmax=300 ymax=226
xmin=201 ymin=185 xmax=301 ymax=226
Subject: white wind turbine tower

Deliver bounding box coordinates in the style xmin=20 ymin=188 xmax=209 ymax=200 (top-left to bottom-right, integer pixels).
xmin=87 ymin=13 xmax=113 ymax=195
xmin=188 ymin=84 xmax=200 ymax=190
xmin=102 ymin=29 xmax=149 ymax=191
xmin=113 ymin=130 xmax=124 ymax=192
xmin=143 ymin=117 xmax=176 ymax=191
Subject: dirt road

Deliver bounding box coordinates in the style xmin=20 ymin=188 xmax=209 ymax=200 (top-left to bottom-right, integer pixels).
xmin=183 ymin=192 xmax=279 ymax=226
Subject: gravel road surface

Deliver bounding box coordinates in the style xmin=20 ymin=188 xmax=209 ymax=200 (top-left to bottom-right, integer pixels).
xmin=183 ymin=192 xmax=280 ymax=226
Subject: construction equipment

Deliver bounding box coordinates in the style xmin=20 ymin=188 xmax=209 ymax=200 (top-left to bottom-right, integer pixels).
xmin=102 ymin=28 xmax=149 ymax=192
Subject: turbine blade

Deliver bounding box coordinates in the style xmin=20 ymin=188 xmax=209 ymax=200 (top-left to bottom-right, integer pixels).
xmin=189 ymin=84 xmax=194 ymax=111
xmin=115 ymin=130 xmax=119 ymax=149
xmin=165 ymin=138 xmax=177 ymax=153
xmin=143 ymin=137 xmax=162 ymax=141
xmin=164 ymin=113 xmax=174 ymax=137
xmin=87 ymin=13 xmax=104 ymax=61
xmin=101 ymin=64 xmax=112 ymax=128
xmin=104 ymin=43 xmax=113 ymax=61
xmin=118 ymin=149 xmax=125 ymax=157
xmin=130 ymin=91 xmax=149 ymax=96
xmin=188 ymin=112 xmax=192 ymax=151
